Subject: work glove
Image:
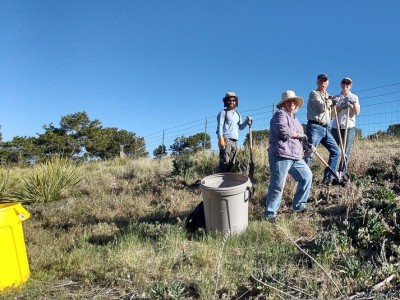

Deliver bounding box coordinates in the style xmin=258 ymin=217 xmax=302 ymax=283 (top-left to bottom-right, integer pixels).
xmin=218 ymin=137 xmax=226 ymax=149
xmin=331 ymin=96 xmax=339 ymax=106
xmin=297 ymin=133 xmax=308 ymax=141
xmin=326 ymin=98 xmax=332 ymax=108
xmin=341 ymin=100 xmax=351 ymax=109
xmin=347 ymin=96 xmax=356 ymax=104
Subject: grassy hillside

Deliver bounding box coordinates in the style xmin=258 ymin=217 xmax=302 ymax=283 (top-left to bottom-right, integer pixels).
xmin=1 ymin=138 xmax=400 ymax=299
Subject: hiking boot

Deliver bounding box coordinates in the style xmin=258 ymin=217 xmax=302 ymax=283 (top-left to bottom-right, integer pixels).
xmin=294 ymin=207 xmax=307 ymax=214
xmin=322 ymin=177 xmax=334 ymax=186
xmin=265 ymin=216 xmax=277 ymax=223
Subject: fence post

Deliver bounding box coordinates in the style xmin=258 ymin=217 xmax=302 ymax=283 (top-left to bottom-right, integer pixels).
xmin=162 ymin=130 xmax=165 ymax=156
xmin=203 ymin=117 xmax=208 ymax=152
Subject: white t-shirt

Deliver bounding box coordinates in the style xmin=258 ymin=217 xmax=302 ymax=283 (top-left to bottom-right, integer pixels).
xmin=331 ymin=92 xmax=359 ymax=129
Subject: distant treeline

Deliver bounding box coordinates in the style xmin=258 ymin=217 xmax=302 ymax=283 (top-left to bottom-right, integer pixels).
xmin=1 ymin=111 xmax=400 ymax=164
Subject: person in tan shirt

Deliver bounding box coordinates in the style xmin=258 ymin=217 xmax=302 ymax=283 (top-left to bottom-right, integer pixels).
xmin=305 ymin=74 xmax=341 ymax=185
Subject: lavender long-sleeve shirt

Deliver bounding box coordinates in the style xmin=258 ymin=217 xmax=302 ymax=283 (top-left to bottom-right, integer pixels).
xmin=268 ymin=109 xmax=304 ymax=160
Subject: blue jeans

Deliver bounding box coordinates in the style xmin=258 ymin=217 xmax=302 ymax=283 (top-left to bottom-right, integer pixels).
xmin=305 ymin=121 xmax=341 ymax=181
xmin=331 ymin=127 xmax=356 ymax=175
xmin=265 ymin=153 xmax=312 ymax=218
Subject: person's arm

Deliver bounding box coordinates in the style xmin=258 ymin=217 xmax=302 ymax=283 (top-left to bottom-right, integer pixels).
xmin=216 ymin=111 xmax=226 ymax=148
xmin=352 ymin=95 xmax=361 ymax=115
xmin=275 ymin=111 xmax=296 ymax=139
xmin=309 ymin=90 xmax=328 ymax=112
xmin=238 ymin=113 xmax=251 ymax=130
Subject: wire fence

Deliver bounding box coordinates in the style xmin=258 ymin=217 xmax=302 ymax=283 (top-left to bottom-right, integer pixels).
xmin=144 ymin=83 xmax=400 ymax=156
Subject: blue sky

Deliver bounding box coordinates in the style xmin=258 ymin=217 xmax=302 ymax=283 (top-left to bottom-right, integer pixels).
xmin=1 ymin=1 xmax=400 ymax=153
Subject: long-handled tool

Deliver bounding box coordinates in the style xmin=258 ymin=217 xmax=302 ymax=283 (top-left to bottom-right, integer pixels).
xmin=342 ymin=105 xmax=351 ymax=173
xmin=305 ymin=142 xmax=343 ymax=185
xmin=333 ymin=106 xmax=347 ymax=172
xmin=248 ymin=120 xmax=255 ymax=182
xmin=343 ymin=106 xmax=350 ymax=156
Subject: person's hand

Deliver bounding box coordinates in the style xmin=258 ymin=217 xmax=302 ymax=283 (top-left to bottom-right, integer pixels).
xmin=347 ymin=96 xmax=356 ymax=104
xmin=309 ymin=144 xmax=317 ymax=153
xmin=246 ymin=116 xmax=252 ymax=125
xmin=326 ymin=98 xmax=332 ymax=107
xmin=331 ymin=97 xmax=339 ymax=106
xmin=341 ymin=100 xmax=351 ymax=109
xmin=218 ymin=137 xmax=226 ymax=149
xmin=297 ymin=133 xmax=308 ymax=141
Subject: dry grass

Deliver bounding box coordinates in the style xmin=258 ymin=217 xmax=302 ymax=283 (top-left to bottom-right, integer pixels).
xmin=1 ymin=138 xmax=400 ymax=299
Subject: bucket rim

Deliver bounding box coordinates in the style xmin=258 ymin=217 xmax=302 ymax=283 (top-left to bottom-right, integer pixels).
xmin=200 ymin=173 xmax=252 ymax=191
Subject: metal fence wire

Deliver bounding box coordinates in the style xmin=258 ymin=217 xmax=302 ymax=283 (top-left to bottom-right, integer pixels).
xmin=144 ymin=83 xmax=400 ymax=156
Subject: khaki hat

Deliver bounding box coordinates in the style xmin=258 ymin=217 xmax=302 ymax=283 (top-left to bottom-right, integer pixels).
xmin=223 ymin=92 xmax=238 ymax=100
xmin=276 ymin=90 xmax=303 ymax=110
xmin=222 ymin=91 xmax=239 ymax=107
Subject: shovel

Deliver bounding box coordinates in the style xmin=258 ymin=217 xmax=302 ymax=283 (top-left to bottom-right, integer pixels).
xmin=333 ymin=106 xmax=347 ymax=173
xmin=248 ymin=120 xmax=255 ymax=182
xmin=306 ymin=142 xmax=343 ymax=185
xmin=342 ymin=106 xmax=351 ymax=173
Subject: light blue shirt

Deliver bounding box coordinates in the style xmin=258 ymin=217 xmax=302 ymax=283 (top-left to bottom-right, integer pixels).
xmin=216 ymin=109 xmax=248 ymax=140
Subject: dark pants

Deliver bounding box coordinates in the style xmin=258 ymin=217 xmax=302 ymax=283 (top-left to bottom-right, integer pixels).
xmin=218 ymin=138 xmax=237 ymax=172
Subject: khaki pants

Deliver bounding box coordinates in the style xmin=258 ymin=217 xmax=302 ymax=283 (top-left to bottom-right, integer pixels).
xmin=218 ymin=138 xmax=237 ymax=172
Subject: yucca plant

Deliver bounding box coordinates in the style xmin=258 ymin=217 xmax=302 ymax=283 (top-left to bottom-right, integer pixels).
xmin=15 ymin=157 xmax=82 ymax=203
xmin=0 ymin=168 xmax=21 ymax=202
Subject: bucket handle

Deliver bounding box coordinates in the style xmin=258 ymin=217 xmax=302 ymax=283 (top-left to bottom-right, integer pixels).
xmin=15 ymin=204 xmax=31 ymax=221
xmin=245 ymin=186 xmax=255 ymax=202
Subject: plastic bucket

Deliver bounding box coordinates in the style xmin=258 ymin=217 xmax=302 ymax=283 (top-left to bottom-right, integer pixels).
xmin=200 ymin=173 xmax=252 ymax=234
xmin=0 ymin=203 xmax=31 ymax=291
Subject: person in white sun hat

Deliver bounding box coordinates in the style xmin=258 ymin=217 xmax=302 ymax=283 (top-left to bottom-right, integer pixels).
xmin=216 ymin=92 xmax=252 ymax=172
xmin=264 ymin=90 xmax=312 ymax=221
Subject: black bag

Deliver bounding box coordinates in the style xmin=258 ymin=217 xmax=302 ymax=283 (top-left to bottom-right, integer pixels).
xmin=185 ymin=201 xmax=206 ymax=233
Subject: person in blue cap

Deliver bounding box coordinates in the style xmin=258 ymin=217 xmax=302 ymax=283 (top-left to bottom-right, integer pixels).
xmin=305 ymin=74 xmax=341 ymax=185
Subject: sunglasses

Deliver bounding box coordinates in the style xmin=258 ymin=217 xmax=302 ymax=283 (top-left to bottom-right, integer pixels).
xmin=227 ymin=99 xmax=236 ymax=103
xmin=319 ymin=78 xmax=328 ymax=82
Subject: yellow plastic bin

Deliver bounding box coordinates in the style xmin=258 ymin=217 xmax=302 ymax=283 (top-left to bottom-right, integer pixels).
xmin=0 ymin=203 xmax=31 ymax=291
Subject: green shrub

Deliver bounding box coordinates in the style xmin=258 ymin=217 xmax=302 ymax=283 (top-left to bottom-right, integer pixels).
xmin=345 ymin=198 xmax=398 ymax=251
xmin=338 ymin=255 xmax=373 ymax=280
xmin=0 ymin=169 xmax=21 ymax=202
xmin=15 ymin=157 xmax=82 ymax=203
xmin=150 ymin=281 xmax=189 ymax=299
xmin=366 ymin=157 xmax=400 ymax=182
xmin=314 ymin=225 xmax=350 ymax=258
xmin=172 ymin=152 xmax=196 ymax=179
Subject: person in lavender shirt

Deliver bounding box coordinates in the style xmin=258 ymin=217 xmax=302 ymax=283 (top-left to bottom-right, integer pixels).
xmin=265 ymin=90 xmax=313 ymax=221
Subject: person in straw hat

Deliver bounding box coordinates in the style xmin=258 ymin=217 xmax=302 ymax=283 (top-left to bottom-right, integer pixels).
xmin=216 ymin=91 xmax=252 ymax=173
xmin=264 ymin=90 xmax=313 ymax=221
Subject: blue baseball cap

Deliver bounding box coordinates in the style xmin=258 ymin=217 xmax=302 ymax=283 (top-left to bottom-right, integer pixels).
xmin=317 ymin=74 xmax=329 ymax=81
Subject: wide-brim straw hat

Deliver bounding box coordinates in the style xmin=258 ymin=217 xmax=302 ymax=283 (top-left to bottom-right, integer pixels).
xmin=276 ymin=90 xmax=304 ymax=110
